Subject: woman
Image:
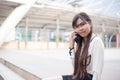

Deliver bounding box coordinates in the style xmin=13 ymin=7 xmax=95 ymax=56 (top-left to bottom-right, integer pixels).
xmin=65 ymin=12 xmax=104 ymax=80
xmin=42 ymin=12 xmax=104 ymax=80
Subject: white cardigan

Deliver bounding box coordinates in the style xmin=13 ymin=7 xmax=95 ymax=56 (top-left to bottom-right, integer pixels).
xmin=70 ymin=33 xmax=104 ymax=80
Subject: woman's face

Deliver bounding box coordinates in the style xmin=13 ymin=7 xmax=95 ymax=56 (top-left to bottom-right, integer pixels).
xmin=74 ymin=18 xmax=91 ymax=38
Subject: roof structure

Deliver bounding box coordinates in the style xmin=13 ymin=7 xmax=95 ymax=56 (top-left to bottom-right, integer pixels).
xmin=0 ymin=0 xmax=120 ymax=33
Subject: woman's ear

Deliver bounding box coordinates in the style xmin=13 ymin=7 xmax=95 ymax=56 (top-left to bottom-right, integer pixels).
xmin=89 ymin=23 xmax=93 ymax=28
xmin=89 ymin=23 xmax=92 ymax=30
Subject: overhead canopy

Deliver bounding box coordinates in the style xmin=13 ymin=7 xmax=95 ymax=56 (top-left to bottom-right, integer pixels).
xmin=0 ymin=0 xmax=120 ymax=33
xmin=35 ymin=0 xmax=120 ymax=18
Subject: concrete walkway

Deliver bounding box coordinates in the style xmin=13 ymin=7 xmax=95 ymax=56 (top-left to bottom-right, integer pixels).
xmin=0 ymin=48 xmax=120 ymax=80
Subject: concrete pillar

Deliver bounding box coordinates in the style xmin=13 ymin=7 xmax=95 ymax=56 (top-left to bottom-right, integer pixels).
xmin=46 ymin=29 xmax=50 ymax=49
xmin=25 ymin=17 xmax=29 ymax=48
xmin=108 ymin=34 xmax=114 ymax=48
xmin=101 ymin=23 xmax=105 ymax=41
xmin=117 ymin=12 xmax=120 ymax=48
xmin=56 ymin=16 xmax=60 ymax=48
xmin=0 ymin=0 xmax=37 ymax=47
xmin=116 ymin=33 xmax=119 ymax=48
xmin=105 ymin=34 xmax=109 ymax=48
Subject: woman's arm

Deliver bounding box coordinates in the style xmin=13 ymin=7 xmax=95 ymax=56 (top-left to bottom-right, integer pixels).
xmin=92 ymin=37 xmax=104 ymax=80
xmin=69 ymin=31 xmax=77 ymax=57
xmin=69 ymin=32 xmax=77 ymax=66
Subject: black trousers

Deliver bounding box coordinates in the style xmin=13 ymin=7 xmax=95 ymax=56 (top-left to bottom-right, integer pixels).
xmin=62 ymin=74 xmax=93 ymax=80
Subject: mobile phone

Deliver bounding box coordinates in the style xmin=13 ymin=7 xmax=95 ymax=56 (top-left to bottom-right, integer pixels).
xmin=75 ymin=33 xmax=81 ymax=43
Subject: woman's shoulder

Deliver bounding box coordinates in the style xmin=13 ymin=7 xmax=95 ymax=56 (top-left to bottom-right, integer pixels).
xmin=93 ymin=36 xmax=102 ymax=42
xmin=91 ymin=33 xmax=102 ymax=42
xmin=92 ymin=36 xmax=104 ymax=47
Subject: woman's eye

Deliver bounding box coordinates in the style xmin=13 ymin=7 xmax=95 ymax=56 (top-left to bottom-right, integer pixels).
xmin=76 ymin=25 xmax=79 ymax=28
xmin=75 ymin=22 xmax=86 ymax=28
xmin=80 ymin=22 xmax=86 ymax=26
xmin=75 ymin=25 xmax=79 ymax=28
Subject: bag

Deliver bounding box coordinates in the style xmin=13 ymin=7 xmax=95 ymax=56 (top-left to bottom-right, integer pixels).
xmin=62 ymin=73 xmax=92 ymax=80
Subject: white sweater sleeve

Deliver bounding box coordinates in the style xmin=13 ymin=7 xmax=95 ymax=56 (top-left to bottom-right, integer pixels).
xmin=92 ymin=38 xmax=104 ymax=80
xmin=69 ymin=48 xmax=75 ymax=66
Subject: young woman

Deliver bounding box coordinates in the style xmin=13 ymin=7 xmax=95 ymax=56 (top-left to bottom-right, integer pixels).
xmin=42 ymin=12 xmax=104 ymax=80
xmin=66 ymin=12 xmax=104 ymax=80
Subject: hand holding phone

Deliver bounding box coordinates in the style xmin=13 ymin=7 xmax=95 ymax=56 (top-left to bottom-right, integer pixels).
xmin=75 ymin=33 xmax=81 ymax=43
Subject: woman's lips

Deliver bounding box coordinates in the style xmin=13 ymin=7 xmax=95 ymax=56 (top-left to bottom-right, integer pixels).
xmin=79 ymin=31 xmax=86 ymax=34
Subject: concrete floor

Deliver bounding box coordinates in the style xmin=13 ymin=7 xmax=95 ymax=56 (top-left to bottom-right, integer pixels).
xmin=0 ymin=48 xmax=120 ymax=80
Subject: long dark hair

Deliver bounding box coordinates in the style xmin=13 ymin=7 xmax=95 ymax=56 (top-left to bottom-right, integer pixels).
xmin=72 ymin=12 xmax=92 ymax=79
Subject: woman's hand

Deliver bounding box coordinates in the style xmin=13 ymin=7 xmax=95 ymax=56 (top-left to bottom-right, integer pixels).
xmin=69 ymin=31 xmax=76 ymax=48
